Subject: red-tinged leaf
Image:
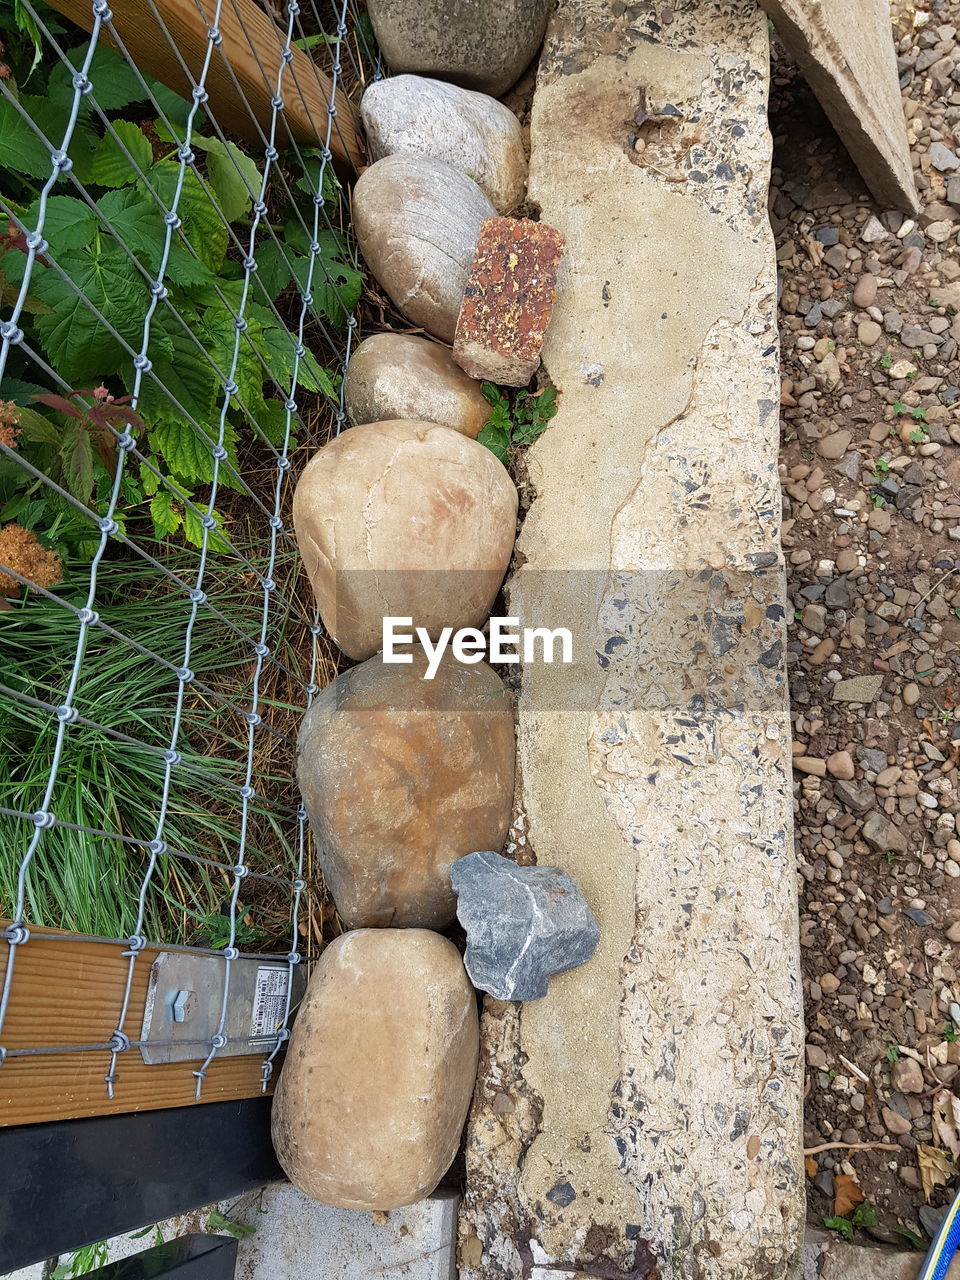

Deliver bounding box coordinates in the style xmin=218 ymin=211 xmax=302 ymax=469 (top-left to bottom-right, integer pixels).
xmin=95 ymin=431 xmax=118 ymax=480
xmin=33 ymin=392 xmax=82 ymax=419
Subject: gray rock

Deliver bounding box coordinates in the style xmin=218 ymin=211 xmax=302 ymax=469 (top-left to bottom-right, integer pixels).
xmin=832 ymin=674 xmax=884 ymax=702
xmin=833 ymin=781 xmax=875 ymax=814
xmin=361 ymin=76 xmax=527 ymax=214
xmin=451 ymin=850 xmax=600 ymax=1001
xmin=930 ymin=141 xmax=960 ymax=171
xmin=367 ymin=0 xmax=550 ymax=97
xmin=947 ymin=175 xmax=960 ymax=209
xmin=856 ymin=747 xmax=887 ymax=774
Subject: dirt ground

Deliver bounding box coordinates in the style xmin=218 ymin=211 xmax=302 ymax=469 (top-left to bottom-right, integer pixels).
xmin=773 ymin=0 xmax=960 ymax=1248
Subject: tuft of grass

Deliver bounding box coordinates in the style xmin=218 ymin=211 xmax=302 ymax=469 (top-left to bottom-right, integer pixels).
xmin=0 ymin=546 xmax=317 ymax=946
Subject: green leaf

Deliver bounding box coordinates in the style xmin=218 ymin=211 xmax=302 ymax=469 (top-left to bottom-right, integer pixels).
xmin=146 ymin=78 xmax=192 ymax=131
xmin=205 ymin=1209 xmax=254 ymax=1240
xmin=0 ymin=93 xmax=59 ymax=179
xmin=32 ymin=244 xmax=144 ymax=384
xmin=247 ymin=239 xmax=293 ymax=302
xmin=23 ymin=195 xmax=98 ymax=254
xmin=15 ymin=406 xmax=61 ymax=445
xmin=254 ymin=323 xmax=335 ymax=398
xmin=13 ymin=0 xmax=43 ymax=79
xmin=48 ymin=43 xmax=148 ymax=112
xmin=148 ymin=163 xmax=227 ymax=272
xmin=822 ymin=1216 xmax=854 ymax=1242
xmin=184 ymin=501 xmax=228 ymax=552
xmin=477 ymin=422 xmax=510 ymax=466
xmin=96 ymin=188 xmax=167 ymax=269
xmin=90 ymin=121 xmax=153 ymax=187
xmin=149 ymin=488 xmax=182 ymax=537
xmin=892 ymin=1225 xmax=926 ymax=1250
xmin=59 ymin=426 xmax=94 ymax=501
xmin=203 ymin=138 xmax=260 ymax=223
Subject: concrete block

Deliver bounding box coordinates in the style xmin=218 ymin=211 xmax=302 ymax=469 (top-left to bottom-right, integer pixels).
xmin=799 ymin=1229 xmax=960 ymax=1279
xmin=758 ymin=0 xmax=918 ymax=213
xmin=458 ymin=1 xmax=803 ymax=1278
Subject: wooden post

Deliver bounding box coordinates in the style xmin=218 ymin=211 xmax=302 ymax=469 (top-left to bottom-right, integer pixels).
xmin=0 ymin=928 xmax=284 ymax=1125
xmin=44 ymin=0 xmax=365 ymax=173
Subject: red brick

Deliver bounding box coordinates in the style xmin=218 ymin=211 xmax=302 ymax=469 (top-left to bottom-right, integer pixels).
xmin=453 ymin=216 xmax=565 ymax=387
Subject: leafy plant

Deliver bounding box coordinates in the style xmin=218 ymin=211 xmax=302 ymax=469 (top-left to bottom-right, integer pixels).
xmin=52 ymin=1241 xmax=108 ymax=1277
xmin=823 ymin=1199 xmax=878 ymax=1242
xmin=893 ymin=1225 xmax=926 ymax=1250
xmin=870 ymin=493 xmax=886 ymax=508
xmin=478 ymin=382 xmax=558 ymax=465
xmin=0 ymin=7 xmax=358 ymax=568
xmin=944 ymin=1021 xmax=957 ymax=1044
xmin=886 ymin=1044 xmax=901 ymax=1062
xmin=199 ymin=904 xmax=266 ymax=950
xmin=881 ymin=352 xmax=893 ymax=369
xmin=206 ymin=1210 xmax=255 ymax=1240
xmin=872 ymin=457 xmax=890 ymax=478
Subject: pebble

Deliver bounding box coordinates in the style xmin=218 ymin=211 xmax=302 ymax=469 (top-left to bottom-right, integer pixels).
xmin=853 ymin=274 xmax=878 ymax=308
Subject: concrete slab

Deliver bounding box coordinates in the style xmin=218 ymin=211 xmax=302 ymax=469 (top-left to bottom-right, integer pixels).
xmin=799 ymin=1229 xmax=960 ymax=1279
xmin=758 ymin=0 xmax=918 ymax=213
xmin=458 ymin=2 xmax=804 ymax=1279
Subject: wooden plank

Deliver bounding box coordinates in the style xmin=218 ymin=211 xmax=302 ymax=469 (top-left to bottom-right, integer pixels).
xmin=0 ymin=929 xmax=279 ymax=1126
xmin=44 ymin=0 xmax=364 ymax=172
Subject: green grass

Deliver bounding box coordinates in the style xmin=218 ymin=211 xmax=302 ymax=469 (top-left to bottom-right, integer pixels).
xmin=0 ymin=547 xmax=313 ymax=945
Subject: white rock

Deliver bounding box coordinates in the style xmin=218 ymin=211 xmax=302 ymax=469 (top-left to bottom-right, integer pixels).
xmin=353 ymin=154 xmax=496 ymax=342
xmin=361 ymin=76 xmax=526 ymax=214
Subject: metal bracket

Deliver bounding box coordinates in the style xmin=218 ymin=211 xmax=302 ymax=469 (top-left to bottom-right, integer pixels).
xmin=139 ymin=951 xmax=305 ymax=1064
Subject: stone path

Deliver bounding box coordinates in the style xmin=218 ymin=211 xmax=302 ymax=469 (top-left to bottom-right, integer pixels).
xmin=458 ymin=1 xmax=803 ymax=1276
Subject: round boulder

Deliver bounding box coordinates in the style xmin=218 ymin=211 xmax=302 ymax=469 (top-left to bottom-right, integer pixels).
xmin=272 ymin=929 xmax=479 ymax=1209
xmin=353 ymin=154 xmax=496 ymax=342
xmin=297 ymin=651 xmax=515 ymax=928
xmin=343 ymin=333 xmax=490 ymax=437
xmin=367 ymin=0 xmax=551 ymax=96
xmin=361 ymin=75 xmax=526 ymax=214
xmin=292 ymin=419 xmax=517 ymax=660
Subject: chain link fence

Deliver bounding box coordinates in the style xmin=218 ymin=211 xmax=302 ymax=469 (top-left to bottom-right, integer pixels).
xmin=0 ymin=0 xmax=376 ymax=1107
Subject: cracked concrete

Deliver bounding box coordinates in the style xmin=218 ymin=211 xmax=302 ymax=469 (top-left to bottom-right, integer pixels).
xmin=459 ymin=2 xmax=803 ymax=1277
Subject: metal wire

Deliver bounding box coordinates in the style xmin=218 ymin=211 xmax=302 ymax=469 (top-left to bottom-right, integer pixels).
xmin=0 ymin=0 xmax=367 ymax=1097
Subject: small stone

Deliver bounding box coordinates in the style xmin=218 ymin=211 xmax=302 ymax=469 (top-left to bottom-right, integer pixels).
xmin=881 ymin=1106 xmax=912 ymax=1136
xmin=820 ymin=973 xmax=840 ymax=993
xmin=451 ymin=850 xmax=600 ymax=1001
xmin=946 ymin=922 xmax=960 ymax=943
xmin=272 ymin=929 xmax=479 ymax=1209
xmin=888 ymin=358 xmax=918 ymax=379
xmin=361 ymin=76 xmax=527 ymax=214
xmin=833 ymin=781 xmax=875 ymax=813
xmin=832 ymin=674 xmax=884 ymax=702
xmin=858 ymin=319 xmax=882 ymax=346
xmin=297 ymin=653 xmax=515 ymax=928
xmin=853 ymin=274 xmax=878 ymax=308
xmin=354 ymin=154 xmax=496 ymax=342
xmin=862 ymin=811 xmax=909 ymax=854
xmin=856 ymin=747 xmax=887 ymax=773
xmin=343 ymin=333 xmax=490 ymax=438
xmin=794 ymin=755 xmax=827 ymax=777
xmin=891 ymin=1056 xmax=925 ymax=1094
xmin=454 ymin=216 xmax=565 ymax=387
xmin=818 ymin=430 xmax=852 ymax=459
xmin=860 ymin=215 xmax=888 ymax=243
xmin=904 ymin=907 xmax=933 ymax=926
xmin=903 ymin=682 xmax=921 ymax=706
xmin=826 ymin=750 xmax=855 ymax=779
xmin=366 ymin=0 xmax=551 ymax=97
xmin=806 ymin=1043 xmax=828 ymax=1069
xmin=948 ymin=175 xmax=960 ymax=210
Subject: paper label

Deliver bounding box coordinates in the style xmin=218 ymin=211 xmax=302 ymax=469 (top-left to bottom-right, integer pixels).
xmin=251 ymin=966 xmax=288 ymax=1038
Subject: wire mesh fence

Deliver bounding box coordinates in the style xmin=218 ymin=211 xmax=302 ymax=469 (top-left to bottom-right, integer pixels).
xmin=0 ymin=0 xmax=377 ymax=1106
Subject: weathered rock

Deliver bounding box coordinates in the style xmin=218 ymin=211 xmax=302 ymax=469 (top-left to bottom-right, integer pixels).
xmin=451 ymin=850 xmax=600 ymax=1000
xmin=891 ymin=1056 xmax=924 ymax=1095
xmin=862 ymin=811 xmax=909 ymax=855
xmin=832 ymin=674 xmax=884 ymax=702
xmin=361 ymin=76 xmax=526 ymax=214
xmin=343 ymin=333 xmax=490 ymax=438
xmin=353 ymin=155 xmax=496 ymax=342
xmin=454 ymin=216 xmax=565 ymax=387
xmin=756 ymin=0 xmax=917 ymax=213
xmin=292 ymin=419 xmax=518 ymax=660
xmin=366 ymin=0 xmax=550 ymax=97
xmin=272 ymin=929 xmax=479 ymax=1210
xmin=297 ymin=654 xmax=515 ymax=928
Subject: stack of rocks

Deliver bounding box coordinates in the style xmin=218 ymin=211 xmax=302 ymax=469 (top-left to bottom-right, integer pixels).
xmin=272 ymin=0 xmax=587 ymax=1215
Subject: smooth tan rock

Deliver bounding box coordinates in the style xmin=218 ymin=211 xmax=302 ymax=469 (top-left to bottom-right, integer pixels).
xmin=272 ymin=929 xmax=479 ymax=1210
xmin=343 ymin=333 xmax=489 ymax=438
xmin=354 ymin=155 xmax=496 ymax=342
xmin=757 ymin=0 xmax=917 ymax=213
xmin=297 ymin=652 xmax=515 ymax=928
xmin=367 ymin=0 xmax=550 ymax=97
xmin=292 ymin=419 xmax=517 ymax=660
xmin=361 ymin=76 xmax=527 ymax=214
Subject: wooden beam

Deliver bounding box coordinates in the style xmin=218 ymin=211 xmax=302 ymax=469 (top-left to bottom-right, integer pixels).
xmin=0 ymin=929 xmax=282 ymax=1126
xmin=44 ymin=0 xmax=364 ymax=173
